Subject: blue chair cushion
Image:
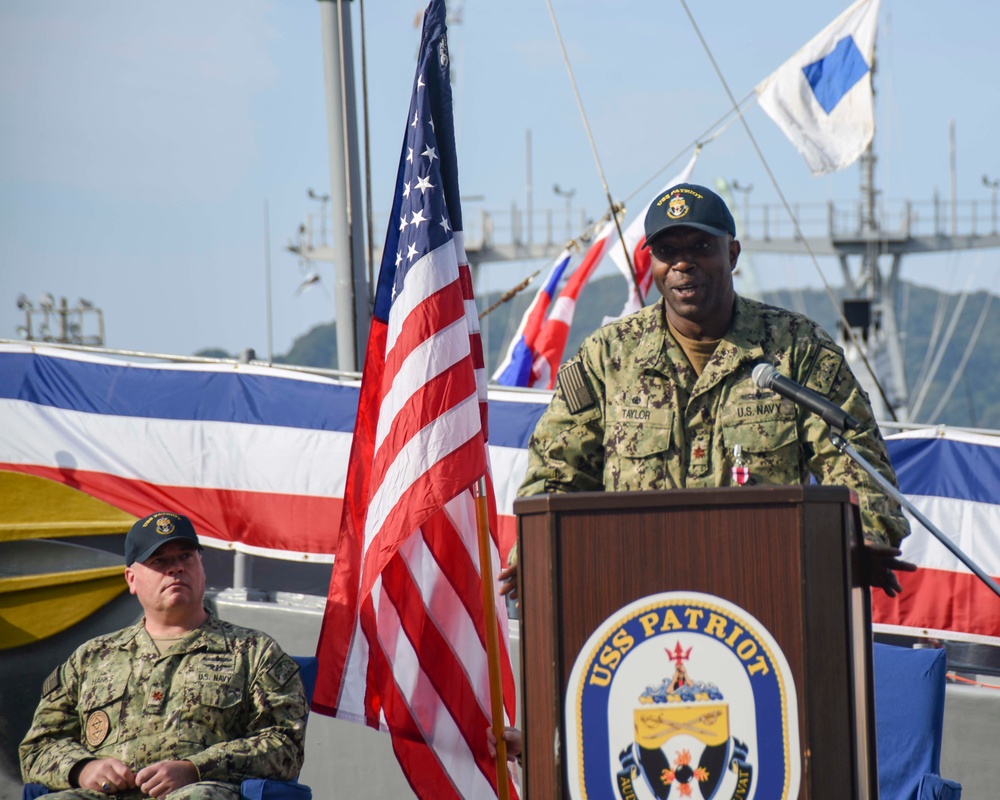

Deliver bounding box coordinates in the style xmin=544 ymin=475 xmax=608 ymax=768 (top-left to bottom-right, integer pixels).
xmin=917 ymin=775 xmax=962 ymax=800
xmin=240 ymin=778 xmax=313 ymax=800
xmin=874 ymin=643 xmax=960 ymax=800
xmin=25 ymin=780 xmax=312 ymax=800
xmin=292 ymin=656 xmax=318 ymax=706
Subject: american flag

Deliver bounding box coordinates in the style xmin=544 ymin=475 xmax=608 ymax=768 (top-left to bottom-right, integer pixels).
xmin=311 ymin=2 xmax=518 ymax=798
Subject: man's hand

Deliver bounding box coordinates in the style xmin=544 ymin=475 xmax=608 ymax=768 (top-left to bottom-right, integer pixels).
xmin=861 ymin=540 xmax=917 ymax=598
xmin=135 ymin=760 xmax=199 ymax=798
xmin=75 ymin=758 xmax=135 ymax=794
xmin=486 ymin=725 xmax=523 ymax=763
xmin=498 ymin=563 xmax=518 ymax=603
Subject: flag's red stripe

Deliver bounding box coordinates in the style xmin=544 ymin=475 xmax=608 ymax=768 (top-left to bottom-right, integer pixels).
xmin=382 ymin=551 xmax=495 ymax=770
xmin=873 ymin=567 xmax=1000 ymax=639
xmin=420 ymin=503 xmax=518 ymax=716
xmin=469 ymin=331 xmax=485 ymax=371
xmin=458 ymin=263 xmax=475 ymax=300
xmin=373 ymin=556 xmax=516 ymax=798
xmin=382 ymin=280 xmax=466 ymax=389
xmin=360 ymin=435 xmax=486 ymax=597
xmin=457 ymin=264 xmax=486 ymax=373
xmin=368 ymin=356 xmax=479 ymax=502
xmin=313 ymin=320 xmax=388 ymax=715
xmin=360 ymin=588 xmax=466 ymax=800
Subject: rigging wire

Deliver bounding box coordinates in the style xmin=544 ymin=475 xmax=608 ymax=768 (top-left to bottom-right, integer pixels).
xmin=911 ymin=284 xmax=949 ymax=399
xmin=927 ymin=290 xmax=994 ymax=422
xmin=483 ymin=12 xmax=753 ymax=328
xmin=678 ymin=0 xmax=898 ymax=421
xmin=898 ymin=281 xmax=911 ymax=367
xmin=910 ymin=273 xmax=975 ymax=421
xmin=624 ymin=98 xmax=754 ymax=207
xmin=910 ymin=276 xmax=973 ymax=421
xmin=543 ymin=0 xmax=642 ymax=307
xmin=479 ymin=269 xmax=543 ymax=321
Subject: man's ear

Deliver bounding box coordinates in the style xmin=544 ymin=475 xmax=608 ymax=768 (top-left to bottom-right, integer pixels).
xmin=729 ymin=238 xmax=741 ymax=271
xmin=124 ymin=566 xmax=138 ymax=596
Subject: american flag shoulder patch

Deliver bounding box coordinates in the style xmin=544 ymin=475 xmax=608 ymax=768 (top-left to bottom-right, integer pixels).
xmin=43 ymin=667 xmax=61 ymax=697
xmin=558 ymin=361 xmax=596 ymax=414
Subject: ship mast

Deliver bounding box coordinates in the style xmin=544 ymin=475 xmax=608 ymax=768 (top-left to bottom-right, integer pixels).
xmin=318 ymin=0 xmax=370 ymax=372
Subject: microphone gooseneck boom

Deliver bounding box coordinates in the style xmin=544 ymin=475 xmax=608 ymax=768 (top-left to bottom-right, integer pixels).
xmin=751 ymin=363 xmax=861 ymax=432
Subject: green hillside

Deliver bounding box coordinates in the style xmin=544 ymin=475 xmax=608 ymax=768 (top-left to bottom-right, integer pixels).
xmin=200 ymin=277 xmax=1000 ymax=428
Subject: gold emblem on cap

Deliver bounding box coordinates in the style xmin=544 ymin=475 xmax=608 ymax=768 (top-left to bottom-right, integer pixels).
xmin=667 ymin=193 xmax=690 ymax=220
xmin=155 ymin=517 xmax=175 ymax=536
xmin=86 ymin=710 xmax=111 ymax=747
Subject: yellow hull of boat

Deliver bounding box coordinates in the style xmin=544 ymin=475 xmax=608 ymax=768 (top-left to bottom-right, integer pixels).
xmin=0 ymin=470 xmax=136 ymax=648
xmin=0 ymin=567 xmax=127 ymax=649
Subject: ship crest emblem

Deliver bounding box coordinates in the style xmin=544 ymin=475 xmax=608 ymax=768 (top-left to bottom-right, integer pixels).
xmin=667 ymin=193 xmax=690 ymax=220
xmin=155 ymin=517 xmax=175 ymax=536
xmin=565 ymin=592 xmax=800 ymax=800
xmin=624 ymin=642 xmax=748 ymax=799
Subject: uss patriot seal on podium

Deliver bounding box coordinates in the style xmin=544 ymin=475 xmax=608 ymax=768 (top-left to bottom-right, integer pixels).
xmin=565 ymin=592 xmax=801 ymax=800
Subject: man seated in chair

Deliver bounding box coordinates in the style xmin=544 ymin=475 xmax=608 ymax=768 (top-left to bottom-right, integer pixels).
xmin=20 ymin=512 xmax=307 ymax=800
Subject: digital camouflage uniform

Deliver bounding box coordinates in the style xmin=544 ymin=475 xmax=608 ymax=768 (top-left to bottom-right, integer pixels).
xmin=519 ymin=295 xmax=909 ymax=546
xmin=20 ymin=613 xmax=307 ymax=800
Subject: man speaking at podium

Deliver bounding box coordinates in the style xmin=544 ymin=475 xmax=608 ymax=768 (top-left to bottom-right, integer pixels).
xmin=505 ymin=183 xmax=911 ymax=597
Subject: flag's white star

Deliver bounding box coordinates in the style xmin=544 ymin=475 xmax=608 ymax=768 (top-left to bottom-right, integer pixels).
xmin=422 ymin=145 xmax=438 ymax=163
xmin=439 ymin=216 xmax=452 ymax=234
xmin=402 ymin=181 xmax=411 ymax=199
xmin=407 ymin=147 xmax=414 ymax=163
xmin=396 ymin=250 xmax=403 ymax=267
xmin=410 ymin=208 xmax=428 ymax=227
xmin=414 ymin=174 xmax=434 ymax=193
xmin=399 ymin=214 xmax=409 ymax=232
xmin=411 ymin=111 xmax=419 ymax=128
xmin=406 ymin=242 xmax=419 ymax=261
xmin=417 ymin=75 xmax=425 ymax=90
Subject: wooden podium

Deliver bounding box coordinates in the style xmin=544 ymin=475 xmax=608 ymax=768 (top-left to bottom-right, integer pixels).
xmin=514 ymin=486 xmax=876 ymax=800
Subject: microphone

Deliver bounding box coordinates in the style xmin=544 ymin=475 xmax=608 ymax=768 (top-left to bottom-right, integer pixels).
xmin=751 ymin=363 xmax=861 ymax=432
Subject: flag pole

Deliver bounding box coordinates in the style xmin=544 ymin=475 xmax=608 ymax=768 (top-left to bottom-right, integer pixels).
xmin=475 ymin=474 xmax=512 ymax=799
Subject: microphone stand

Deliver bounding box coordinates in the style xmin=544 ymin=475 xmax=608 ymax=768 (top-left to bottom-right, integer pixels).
xmin=829 ymin=429 xmax=1000 ymax=600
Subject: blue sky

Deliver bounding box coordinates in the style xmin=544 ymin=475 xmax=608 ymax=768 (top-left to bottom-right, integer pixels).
xmin=1 ymin=0 xmax=998 ymax=360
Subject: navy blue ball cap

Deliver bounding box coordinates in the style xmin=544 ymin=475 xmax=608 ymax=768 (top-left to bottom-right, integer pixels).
xmin=643 ymin=183 xmax=736 ymax=246
xmin=125 ymin=511 xmax=201 ymax=566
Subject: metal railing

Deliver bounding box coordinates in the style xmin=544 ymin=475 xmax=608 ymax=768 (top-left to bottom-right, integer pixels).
xmin=292 ymin=205 xmax=595 ymax=262
xmin=290 ymin=195 xmax=1000 ymax=265
xmin=739 ymin=197 xmax=1000 ymax=242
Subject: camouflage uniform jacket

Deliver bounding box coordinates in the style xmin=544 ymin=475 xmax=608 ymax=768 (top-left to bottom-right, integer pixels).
xmin=20 ymin=613 xmax=307 ymax=791
xmin=519 ymin=296 xmax=909 ymax=546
